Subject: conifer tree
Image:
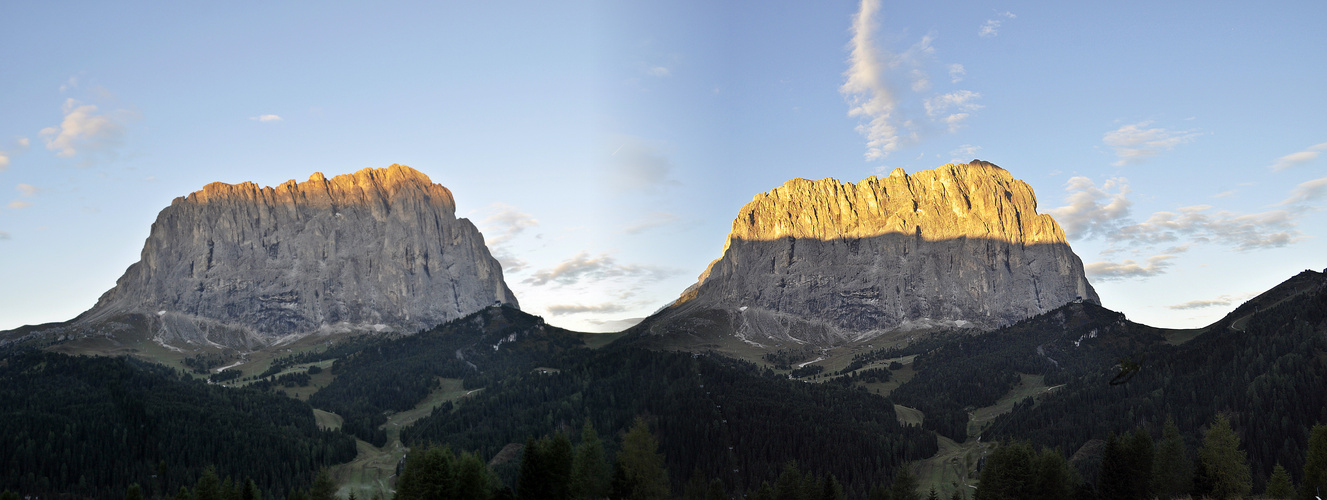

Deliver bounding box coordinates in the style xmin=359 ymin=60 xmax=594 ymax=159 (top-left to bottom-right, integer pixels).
xmin=706 ymin=478 xmax=726 ymax=500
xmin=455 ymin=451 xmax=496 ymax=500
xmin=571 ymin=419 xmax=612 ymax=500
xmin=774 ymin=461 xmax=803 ymax=500
xmin=1152 ymin=417 xmax=1192 ymax=499
xmin=1265 ymin=463 xmax=1294 ymax=499
xmin=309 ymin=469 xmax=337 ymax=500
xmin=195 ymin=466 xmax=222 ymax=500
xmin=1302 ymin=424 xmax=1327 ymax=500
xmin=1125 ymin=428 xmax=1155 ymax=500
xmin=1030 ymin=447 xmax=1074 ymax=500
xmin=976 ymin=442 xmax=1034 ymax=500
xmin=927 ymin=486 xmax=940 ymax=500
xmin=126 ymin=483 xmax=145 ymax=500
xmin=1198 ymin=415 xmax=1251 ymax=500
xmin=821 ymin=474 xmax=844 ymax=500
xmin=888 ymin=465 xmax=921 ymax=500
xmin=751 ymin=482 xmax=775 ymax=500
xmin=1098 ymin=434 xmax=1131 ymax=500
xmin=615 ymin=417 xmax=670 ymax=500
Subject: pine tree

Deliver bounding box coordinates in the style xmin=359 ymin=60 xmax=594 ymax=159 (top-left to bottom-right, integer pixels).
xmin=976 ymin=442 xmax=1034 ymax=500
xmin=518 ymin=438 xmax=550 ymax=500
xmin=927 ymin=487 xmax=940 ymax=500
xmin=949 ymin=489 xmax=965 ymax=500
xmin=774 ymin=462 xmax=804 ymax=500
xmin=889 ymin=465 xmax=921 ymax=500
xmin=571 ymin=419 xmax=612 ymax=500
xmin=706 ymin=477 xmax=726 ymax=500
xmin=683 ymin=468 xmax=708 ymax=500
xmin=176 ymin=486 xmax=193 ymax=500
xmin=751 ymin=482 xmax=776 ymax=500
xmin=1198 ymin=415 xmax=1251 ymax=500
xmin=1030 ymin=447 xmax=1074 ymax=500
xmin=820 ymin=474 xmax=844 ymax=500
xmin=546 ymin=433 xmax=575 ymax=500
xmin=1265 ymin=463 xmax=1294 ymax=499
xmin=615 ymin=417 xmax=670 ymax=500
xmin=309 ymin=469 xmax=338 ymax=500
xmin=1098 ymin=434 xmax=1131 ymax=500
xmin=1152 ymin=417 xmax=1192 ymax=499
xmin=195 ymin=466 xmax=223 ymax=500
xmin=1125 ymin=428 xmax=1155 ymax=500
xmin=455 ymin=451 xmax=496 ymax=500
xmin=126 ymin=483 xmax=145 ymax=500
xmin=1302 ymin=424 xmax=1327 ymax=500
xmin=241 ymin=479 xmax=261 ymax=500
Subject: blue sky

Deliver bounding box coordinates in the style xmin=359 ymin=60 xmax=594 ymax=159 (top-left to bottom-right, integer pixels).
xmin=2 ymin=1 xmax=1324 ymax=332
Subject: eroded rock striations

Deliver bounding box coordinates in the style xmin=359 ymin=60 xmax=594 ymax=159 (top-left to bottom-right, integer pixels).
xmin=68 ymin=164 xmax=517 ymax=348
xmin=643 ymin=160 xmax=1098 ymax=346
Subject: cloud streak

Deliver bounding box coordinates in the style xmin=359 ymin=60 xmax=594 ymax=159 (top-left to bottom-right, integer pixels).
xmin=250 ymin=114 xmax=282 ymax=122
xmin=1085 ymin=255 xmax=1175 ymax=280
xmin=1268 ymin=142 xmax=1327 ymax=171
xmin=978 ymin=12 xmax=1016 ymax=38
xmin=841 ymin=0 xmax=903 ymax=161
xmin=1049 ymin=177 xmax=1132 ymax=240
xmin=40 ymin=99 xmax=125 ymax=159
xmin=545 ymin=303 xmax=630 ymax=316
xmin=1102 ymin=121 xmax=1200 ymax=166
xmin=524 ymin=251 xmax=671 ymax=287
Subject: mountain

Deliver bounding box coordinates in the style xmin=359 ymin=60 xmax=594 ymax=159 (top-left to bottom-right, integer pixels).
xmin=3 ymin=164 xmax=516 ymax=350
xmin=635 ymin=160 xmax=1098 ymax=346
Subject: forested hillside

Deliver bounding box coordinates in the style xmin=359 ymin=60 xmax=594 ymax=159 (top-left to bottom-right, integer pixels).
xmin=0 ymin=351 xmax=357 ymax=498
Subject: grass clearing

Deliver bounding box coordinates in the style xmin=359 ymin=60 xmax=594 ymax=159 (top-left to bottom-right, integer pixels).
xmin=968 ymin=373 xmax=1048 ymax=438
xmin=894 ymin=404 xmax=924 ymax=426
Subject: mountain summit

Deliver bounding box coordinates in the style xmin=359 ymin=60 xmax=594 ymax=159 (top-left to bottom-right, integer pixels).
xmin=640 ymin=160 xmax=1098 ymax=345
xmin=70 ymin=164 xmax=516 ymax=348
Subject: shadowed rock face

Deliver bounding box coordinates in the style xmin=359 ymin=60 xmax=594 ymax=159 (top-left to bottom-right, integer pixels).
xmin=644 ymin=160 xmax=1098 ymax=345
xmin=74 ymin=164 xmax=517 ymax=347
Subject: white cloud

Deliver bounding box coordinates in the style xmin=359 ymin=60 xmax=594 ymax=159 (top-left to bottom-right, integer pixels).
xmin=1114 ymin=206 xmax=1299 ymax=251
xmin=8 ymin=200 xmax=33 ymax=209
xmin=41 ymin=98 xmax=125 ymax=158
xmin=17 ymin=184 xmax=39 ymax=197
xmin=1278 ymin=176 xmax=1327 ymax=208
xmin=0 ymin=152 xmax=8 ymax=172
xmin=1049 ymin=176 xmax=1133 ymax=239
xmin=59 ymin=77 xmax=78 ymax=93
xmin=524 ymin=251 xmax=671 ymax=287
xmin=909 ymin=69 xmax=931 ymax=92
xmin=476 ymin=203 xmax=538 ymax=274
xmin=925 ymin=91 xmax=983 ymax=132
xmin=949 ymin=144 xmax=981 ymax=163
xmin=622 ymin=212 xmax=679 ymax=234
xmin=16 ymin=137 xmax=30 ymax=149
xmin=1102 ymin=121 xmax=1200 ymax=166
xmin=608 ymin=137 xmax=678 ymax=191
xmin=1168 ymin=293 xmax=1249 ymax=310
xmin=250 ymin=114 xmax=282 ymax=122
xmin=1085 ymin=254 xmax=1175 ymax=280
xmin=948 ymin=64 xmax=966 ymax=83
xmin=978 ymin=12 xmax=1015 ymax=38
xmin=1268 ymin=142 xmax=1327 ymax=171
xmin=841 ymin=0 xmax=902 ymax=161
xmin=545 ymin=303 xmax=631 ymax=316
xmin=646 ymin=66 xmax=671 ymax=77
xmin=0 ymin=230 xmax=9 ymax=240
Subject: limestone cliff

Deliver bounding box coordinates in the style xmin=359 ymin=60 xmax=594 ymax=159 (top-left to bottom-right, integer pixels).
xmin=73 ymin=164 xmax=517 ymax=348
xmin=646 ymin=160 xmax=1098 ymax=345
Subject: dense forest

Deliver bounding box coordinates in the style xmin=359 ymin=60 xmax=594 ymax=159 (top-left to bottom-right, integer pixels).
xmin=984 ymin=271 xmax=1327 ymax=491
xmin=0 ymin=351 xmax=357 ymax=498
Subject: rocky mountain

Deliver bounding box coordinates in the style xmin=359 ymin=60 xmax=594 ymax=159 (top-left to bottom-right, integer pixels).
xmin=637 ymin=160 xmax=1098 ymax=346
xmin=10 ymin=164 xmax=516 ymax=350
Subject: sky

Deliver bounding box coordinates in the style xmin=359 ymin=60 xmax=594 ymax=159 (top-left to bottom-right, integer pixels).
xmin=1 ymin=1 xmax=1324 ymax=333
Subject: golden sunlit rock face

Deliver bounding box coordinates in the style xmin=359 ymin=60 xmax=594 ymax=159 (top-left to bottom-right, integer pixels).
xmin=655 ymin=160 xmax=1098 ymax=345
xmin=77 ymin=164 xmax=516 ymax=348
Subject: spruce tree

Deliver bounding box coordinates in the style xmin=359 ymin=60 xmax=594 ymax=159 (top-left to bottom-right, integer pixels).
xmin=1265 ymin=463 xmax=1294 ymax=499
xmin=1302 ymin=424 xmax=1327 ymax=500
xmin=1125 ymin=428 xmax=1155 ymax=500
xmin=1152 ymin=417 xmax=1192 ymax=499
xmin=976 ymin=441 xmax=1034 ymax=500
xmin=888 ymin=465 xmax=921 ymax=500
xmin=706 ymin=477 xmax=726 ymax=500
xmin=571 ymin=419 xmax=612 ymax=500
xmin=821 ymin=474 xmax=844 ymax=500
xmin=1198 ymin=414 xmax=1251 ymax=500
xmin=615 ymin=417 xmax=670 ymax=500
xmin=454 ymin=451 xmax=495 ymax=500
xmin=1097 ymin=434 xmax=1130 ymax=500
xmin=309 ymin=469 xmax=337 ymax=500
xmin=546 ymin=433 xmax=575 ymax=500
xmin=126 ymin=483 xmax=145 ymax=500
xmin=774 ymin=461 xmax=804 ymax=500
xmin=195 ymin=466 xmax=222 ymax=500
xmin=1030 ymin=447 xmax=1074 ymax=500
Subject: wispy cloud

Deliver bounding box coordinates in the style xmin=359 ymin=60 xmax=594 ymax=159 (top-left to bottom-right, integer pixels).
xmin=1168 ymin=293 xmax=1249 ymax=310
xmin=949 ymin=144 xmax=981 ymax=163
xmin=948 ymin=64 xmax=966 ymax=83
xmin=1268 ymin=142 xmax=1327 ymax=171
xmin=546 ymin=303 xmax=631 ymax=316
xmin=40 ymin=99 xmax=126 ymax=159
xmin=1049 ymin=176 xmax=1133 ymax=240
xmin=1277 ymin=175 xmax=1327 ymax=209
xmin=608 ymin=137 xmax=678 ymax=192
xmin=1114 ymin=206 xmax=1300 ymax=251
xmin=477 ymin=204 xmax=538 ymax=274
xmin=250 ymin=114 xmax=282 ymax=122
xmin=622 ymin=212 xmax=679 ymax=234
xmin=0 ymin=152 xmax=9 ymax=172
xmin=0 ymin=230 xmax=9 ymax=240
xmin=1085 ymin=254 xmax=1175 ymax=281
xmin=8 ymin=200 xmax=32 ymax=209
xmin=978 ymin=11 xmax=1016 ymax=38
xmin=841 ymin=0 xmax=907 ymax=160
xmin=925 ymin=90 xmax=983 ymax=132
xmin=646 ymin=66 xmax=671 ymax=77
xmin=1103 ymin=121 xmax=1200 ymax=166
xmin=524 ymin=251 xmax=672 ymax=287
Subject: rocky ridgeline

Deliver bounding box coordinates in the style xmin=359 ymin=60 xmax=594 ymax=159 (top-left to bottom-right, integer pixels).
xmin=66 ymin=164 xmax=517 ymax=348
xmin=650 ymin=160 xmax=1099 ymax=345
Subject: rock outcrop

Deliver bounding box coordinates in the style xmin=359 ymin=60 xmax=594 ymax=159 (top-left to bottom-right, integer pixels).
xmin=70 ymin=164 xmax=517 ymax=348
xmin=642 ymin=160 xmax=1098 ymax=346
